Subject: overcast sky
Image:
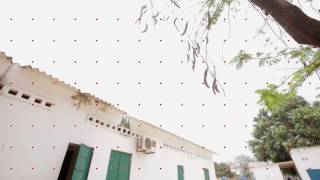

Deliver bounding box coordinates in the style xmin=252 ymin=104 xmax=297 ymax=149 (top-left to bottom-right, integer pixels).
xmin=0 ymin=0 xmax=319 ymax=162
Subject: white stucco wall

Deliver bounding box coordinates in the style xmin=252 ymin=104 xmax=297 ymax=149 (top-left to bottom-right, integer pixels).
xmin=290 ymin=146 xmax=320 ymax=180
xmin=249 ymin=162 xmax=284 ymax=180
xmin=0 ymin=56 xmax=216 ymax=180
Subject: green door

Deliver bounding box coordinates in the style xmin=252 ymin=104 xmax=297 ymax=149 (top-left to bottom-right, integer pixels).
xmin=177 ymin=165 xmax=184 ymax=180
xmin=203 ymin=168 xmax=210 ymax=180
xmin=106 ymin=150 xmax=132 ymax=180
xmin=71 ymin=144 xmax=94 ymax=180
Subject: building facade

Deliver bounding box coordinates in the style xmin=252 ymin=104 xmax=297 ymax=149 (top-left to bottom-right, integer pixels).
xmin=290 ymin=146 xmax=320 ymax=180
xmin=249 ymin=146 xmax=320 ymax=180
xmin=0 ymin=52 xmax=216 ymax=180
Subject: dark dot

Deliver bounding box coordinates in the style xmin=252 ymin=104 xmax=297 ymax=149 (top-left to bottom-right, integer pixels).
xmin=52 ymin=18 xmax=55 ymax=21
xmin=116 ymin=18 xmax=119 ymax=21
xmin=160 ymin=40 xmax=162 ymax=42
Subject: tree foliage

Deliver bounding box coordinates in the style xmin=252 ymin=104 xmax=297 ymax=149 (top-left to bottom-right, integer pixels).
xmin=249 ymin=90 xmax=320 ymax=162
xmin=136 ymin=0 xmax=320 ymax=95
xmin=230 ymin=155 xmax=255 ymax=178
xmin=214 ymin=162 xmax=236 ymax=178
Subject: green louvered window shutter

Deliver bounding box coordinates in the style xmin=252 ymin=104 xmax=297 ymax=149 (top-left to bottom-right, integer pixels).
xmin=71 ymin=144 xmax=94 ymax=180
xmin=106 ymin=150 xmax=132 ymax=180
xmin=203 ymin=168 xmax=210 ymax=180
xmin=177 ymin=165 xmax=184 ymax=180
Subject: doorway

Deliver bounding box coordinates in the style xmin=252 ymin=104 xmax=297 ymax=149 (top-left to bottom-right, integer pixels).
xmin=58 ymin=143 xmax=94 ymax=180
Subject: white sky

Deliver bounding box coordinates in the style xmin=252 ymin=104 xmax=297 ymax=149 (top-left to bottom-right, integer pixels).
xmin=0 ymin=0 xmax=319 ymax=162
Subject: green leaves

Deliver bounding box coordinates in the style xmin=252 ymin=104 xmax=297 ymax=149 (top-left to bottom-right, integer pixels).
xmin=255 ymin=84 xmax=296 ymax=111
xmin=250 ymin=94 xmax=320 ymax=163
xmin=229 ymin=50 xmax=252 ymax=69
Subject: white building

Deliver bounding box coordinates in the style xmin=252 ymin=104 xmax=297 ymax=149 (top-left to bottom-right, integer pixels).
xmin=249 ymin=162 xmax=285 ymax=180
xmin=249 ymin=146 xmax=320 ymax=180
xmin=0 ymin=52 xmax=217 ymax=180
xmin=290 ymin=146 xmax=320 ymax=180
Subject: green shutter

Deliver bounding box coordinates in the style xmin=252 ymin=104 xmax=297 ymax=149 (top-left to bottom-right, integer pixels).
xmin=203 ymin=168 xmax=210 ymax=180
xmin=177 ymin=165 xmax=184 ymax=180
xmin=106 ymin=150 xmax=131 ymax=180
xmin=71 ymin=144 xmax=94 ymax=180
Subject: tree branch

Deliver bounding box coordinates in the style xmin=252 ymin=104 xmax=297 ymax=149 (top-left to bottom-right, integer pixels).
xmin=250 ymin=0 xmax=320 ymax=47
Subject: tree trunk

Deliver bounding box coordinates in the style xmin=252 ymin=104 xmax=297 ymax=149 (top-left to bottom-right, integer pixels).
xmin=250 ymin=0 xmax=320 ymax=48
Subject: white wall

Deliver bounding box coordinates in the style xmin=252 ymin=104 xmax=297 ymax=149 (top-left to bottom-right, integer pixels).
xmin=290 ymin=146 xmax=320 ymax=180
xmin=0 ymin=58 xmax=216 ymax=179
xmin=249 ymin=162 xmax=284 ymax=180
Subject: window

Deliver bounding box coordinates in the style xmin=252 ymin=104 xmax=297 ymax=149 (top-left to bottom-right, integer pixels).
xmin=8 ymin=89 xmax=18 ymax=96
xmin=89 ymin=117 xmax=94 ymax=121
xmin=21 ymin=93 xmax=30 ymax=100
xmin=95 ymin=119 xmax=100 ymax=124
xmin=203 ymin=168 xmax=210 ymax=180
xmin=34 ymin=98 xmax=42 ymax=104
xmin=177 ymin=165 xmax=184 ymax=180
xmin=106 ymin=150 xmax=132 ymax=180
xmin=45 ymin=102 xmax=53 ymax=107
xmin=58 ymin=143 xmax=94 ymax=180
xmin=0 ymin=83 xmax=3 ymax=90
